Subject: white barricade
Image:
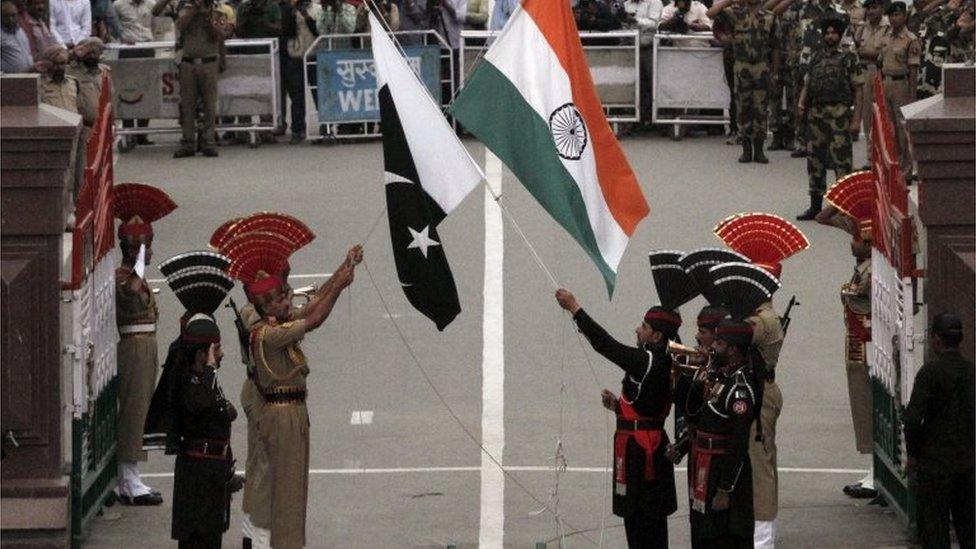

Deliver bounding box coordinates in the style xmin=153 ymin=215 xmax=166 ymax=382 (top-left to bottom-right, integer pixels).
xmin=652 ymin=32 xmax=730 ymax=135
xmin=460 ymin=30 xmax=641 ymax=125
xmin=104 ymin=39 xmax=281 ymax=143
xmin=302 ymin=30 xmax=453 ymax=140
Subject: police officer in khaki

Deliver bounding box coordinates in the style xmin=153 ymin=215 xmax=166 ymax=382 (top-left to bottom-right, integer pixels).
xmin=35 ymin=45 xmax=79 ymax=114
xmin=174 ymin=0 xmax=230 ymax=158
xmin=852 ymin=0 xmax=888 ymax=167
xmin=878 ymin=1 xmax=921 ymax=179
xmin=67 ymin=37 xmax=111 ymax=127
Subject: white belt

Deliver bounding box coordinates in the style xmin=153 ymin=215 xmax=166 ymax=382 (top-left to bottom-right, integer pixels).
xmin=119 ymin=323 xmax=156 ymax=335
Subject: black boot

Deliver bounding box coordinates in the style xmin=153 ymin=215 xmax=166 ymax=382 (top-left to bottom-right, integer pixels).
xmin=738 ymin=139 xmax=753 ymax=163
xmin=796 ymin=194 xmax=822 ymax=220
xmin=768 ymin=132 xmax=785 ymax=151
xmin=790 ymin=146 xmax=806 ymax=158
xmin=781 ymin=134 xmax=794 ymax=152
xmin=753 ymin=138 xmax=769 ymax=164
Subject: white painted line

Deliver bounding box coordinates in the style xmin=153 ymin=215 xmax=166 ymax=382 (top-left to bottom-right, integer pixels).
xmin=480 ymin=152 xmax=505 ymax=549
xmin=141 ymin=465 xmax=869 ymax=479
xmin=350 ymin=411 xmax=374 ymax=425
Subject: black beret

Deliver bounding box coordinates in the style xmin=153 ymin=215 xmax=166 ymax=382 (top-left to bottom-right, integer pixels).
xmin=887 ymin=1 xmax=907 ymax=14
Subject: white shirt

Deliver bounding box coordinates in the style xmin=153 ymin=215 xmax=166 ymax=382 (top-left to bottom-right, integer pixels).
xmin=623 ymin=0 xmax=664 ymax=46
xmin=114 ymin=0 xmax=155 ymax=42
xmin=49 ymin=0 xmax=92 ymax=46
xmin=660 ymin=1 xmax=711 ymax=29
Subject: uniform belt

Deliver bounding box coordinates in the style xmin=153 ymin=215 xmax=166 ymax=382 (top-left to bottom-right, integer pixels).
xmin=182 ymin=56 xmax=218 ymax=65
xmin=616 ymin=418 xmax=665 ymax=431
xmin=181 ymin=438 xmax=230 ymax=460
xmin=884 ymin=74 xmax=908 ymax=81
xmin=693 ymin=432 xmax=731 ymax=451
xmin=264 ymin=387 xmax=307 ymax=404
xmin=119 ymin=323 xmax=156 ymax=335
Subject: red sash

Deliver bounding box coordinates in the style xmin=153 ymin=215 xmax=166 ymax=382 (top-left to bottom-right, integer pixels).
xmin=690 ymin=432 xmax=728 ymax=513
xmin=613 ymin=398 xmax=665 ymax=497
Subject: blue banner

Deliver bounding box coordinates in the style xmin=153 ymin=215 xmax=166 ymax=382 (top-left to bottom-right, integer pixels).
xmin=315 ymin=46 xmax=443 ymax=123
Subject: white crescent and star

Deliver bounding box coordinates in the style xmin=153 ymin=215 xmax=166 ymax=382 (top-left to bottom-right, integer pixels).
xmin=407 ymin=225 xmax=440 ymax=258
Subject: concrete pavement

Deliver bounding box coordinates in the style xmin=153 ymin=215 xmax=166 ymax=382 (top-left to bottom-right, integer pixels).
xmin=81 ymin=132 xmax=916 ymax=548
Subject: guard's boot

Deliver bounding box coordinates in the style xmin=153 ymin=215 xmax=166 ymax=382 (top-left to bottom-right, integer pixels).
xmin=768 ymin=132 xmax=785 ymax=151
xmin=173 ymin=147 xmax=195 ymax=159
xmin=781 ymin=134 xmax=794 ymax=152
xmin=753 ymin=138 xmax=769 ymax=164
xmin=790 ymin=146 xmax=806 ymax=158
xmin=738 ymin=139 xmax=753 ymax=163
xmin=796 ymin=194 xmax=823 ymax=220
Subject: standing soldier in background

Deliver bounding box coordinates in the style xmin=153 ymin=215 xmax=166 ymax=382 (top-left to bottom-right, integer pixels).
xmin=795 ymin=15 xmax=863 ymax=220
xmin=707 ymin=0 xmax=781 ymax=165
xmin=766 ymin=0 xmax=796 ymax=153
xmin=878 ymin=1 xmax=920 ymax=180
xmin=853 ymin=0 xmax=888 ymax=168
xmin=173 ymin=0 xmax=231 ymax=158
xmin=67 ymin=37 xmax=110 ymax=127
xmin=35 ymin=45 xmax=79 ymax=114
xmin=113 ymin=183 xmax=178 ymax=506
xmin=817 ymin=173 xmax=878 ymax=499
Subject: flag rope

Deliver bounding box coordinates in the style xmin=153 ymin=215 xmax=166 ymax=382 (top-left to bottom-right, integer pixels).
xmin=359 ymin=257 xmax=601 ymax=547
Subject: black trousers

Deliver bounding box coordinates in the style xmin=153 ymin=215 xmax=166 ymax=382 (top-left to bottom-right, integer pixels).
xmin=916 ymin=466 xmax=975 ymax=549
xmin=691 ymin=532 xmax=752 ymax=549
xmin=177 ymin=532 xmax=221 ymax=549
xmin=722 ymin=47 xmax=737 ymax=134
xmin=280 ymin=55 xmax=307 ymax=136
xmin=624 ymin=510 xmax=668 ymax=549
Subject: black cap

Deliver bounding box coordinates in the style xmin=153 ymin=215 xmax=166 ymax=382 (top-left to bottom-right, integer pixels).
xmin=182 ymin=313 xmax=221 ymax=345
xmin=887 ymin=1 xmax=907 ymax=14
xmin=932 ymin=313 xmax=963 ymax=345
xmin=820 ymin=14 xmax=848 ymax=33
xmin=862 ymin=0 xmax=881 ymax=7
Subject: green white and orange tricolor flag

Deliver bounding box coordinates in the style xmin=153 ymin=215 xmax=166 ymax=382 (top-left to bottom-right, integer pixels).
xmin=452 ymin=0 xmax=649 ymax=294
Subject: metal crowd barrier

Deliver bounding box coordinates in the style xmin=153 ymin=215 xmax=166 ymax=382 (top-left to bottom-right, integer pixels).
xmin=103 ymin=38 xmax=281 ymax=148
xmin=302 ymin=30 xmax=453 ymax=141
xmin=651 ymin=32 xmax=730 ymax=137
xmin=460 ymin=29 xmax=641 ymax=128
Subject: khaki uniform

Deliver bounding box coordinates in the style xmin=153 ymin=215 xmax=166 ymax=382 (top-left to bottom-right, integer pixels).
xmin=115 ymin=273 xmax=159 ymax=462
xmin=240 ymin=304 xmax=273 ymax=530
xmin=747 ymin=301 xmax=784 ymax=522
xmin=38 ymin=74 xmax=80 ymax=113
xmin=879 ymin=26 xmax=921 ymax=177
xmin=250 ymin=315 xmax=310 ymax=549
xmin=842 ymin=259 xmax=873 ymax=454
xmin=66 ymin=61 xmax=111 ymax=126
xmin=177 ymin=5 xmax=224 ymax=148
xmin=854 ymin=18 xmax=889 ymax=159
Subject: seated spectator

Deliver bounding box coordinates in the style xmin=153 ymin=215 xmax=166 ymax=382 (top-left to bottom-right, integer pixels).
xmin=659 ymin=0 xmax=711 ymax=33
xmin=114 ymin=0 xmax=154 ymax=43
xmin=2 ymin=0 xmax=34 ymax=73
xmin=49 ymin=0 xmax=91 ymax=48
xmin=576 ymin=0 xmax=621 ymax=31
xmin=374 ymin=0 xmax=400 ymax=31
xmin=150 ymin=0 xmax=179 ymax=40
xmin=464 ymin=0 xmax=487 ymax=29
xmin=91 ymin=0 xmax=122 ymax=42
xmin=397 ymin=0 xmax=427 ymax=43
xmin=489 ymin=0 xmax=517 ymax=29
xmin=17 ymin=0 xmax=60 ymax=57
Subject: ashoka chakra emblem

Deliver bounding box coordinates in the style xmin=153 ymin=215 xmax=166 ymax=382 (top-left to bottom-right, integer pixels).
xmin=549 ymin=103 xmax=587 ymax=160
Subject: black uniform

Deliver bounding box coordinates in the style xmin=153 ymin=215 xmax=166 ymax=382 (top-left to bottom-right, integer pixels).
xmin=574 ymin=309 xmax=677 ymax=549
xmin=685 ymin=363 xmax=756 ymax=549
xmin=172 ymin=367 xmax=236 ymax=548
xmin=903 ymin=349 xmax=975 ymax=549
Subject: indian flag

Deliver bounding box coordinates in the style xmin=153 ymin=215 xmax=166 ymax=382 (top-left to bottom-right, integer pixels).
xmin=452 ymin=0 xmax=649 ymax=294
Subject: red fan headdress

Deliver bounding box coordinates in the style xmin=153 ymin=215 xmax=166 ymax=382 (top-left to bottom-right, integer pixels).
xmin=209 ymin=212 xmax=315 ymax=251
xmin=713 ymin=213 xmax=810 ymax=278
xmin=113 ymin=183 xmax=177 ymax=239
xmin=824 ymin=171 xmax=875 ymax=241
xmin=221 ymin=232 xmax=295 ymax=298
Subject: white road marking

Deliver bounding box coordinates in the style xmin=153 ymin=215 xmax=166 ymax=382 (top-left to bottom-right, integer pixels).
xmin=480 ymin=151 xmax=506 ymax=549
xmin=350 ymin=411 xmax=374 ymax=425
xmin=141 ymin=466 xmax=868 ymax=478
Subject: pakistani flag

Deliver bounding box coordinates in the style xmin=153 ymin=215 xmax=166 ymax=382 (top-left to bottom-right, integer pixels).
xmin=370 ymin=14 xmax=483 ymax=330
xmin=452 ymin=0 xmax=649 ymax=294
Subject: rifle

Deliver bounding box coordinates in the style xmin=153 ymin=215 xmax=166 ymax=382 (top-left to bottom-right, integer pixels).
xmin=781 ymin=295 xmax=799 ymax=336
xmin=226 ymin=298 xmax=252 ymax=367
